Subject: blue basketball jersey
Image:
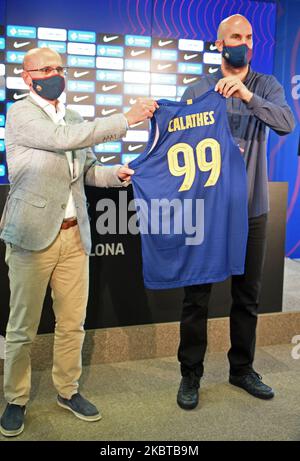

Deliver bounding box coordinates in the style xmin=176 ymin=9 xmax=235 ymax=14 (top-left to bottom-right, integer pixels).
xmin=129 ymin=88 xmax=248 ymax=290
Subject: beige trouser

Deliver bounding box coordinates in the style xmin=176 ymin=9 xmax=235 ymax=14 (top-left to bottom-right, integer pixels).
xmin=4 ymin=225 xmax=89 ymax=405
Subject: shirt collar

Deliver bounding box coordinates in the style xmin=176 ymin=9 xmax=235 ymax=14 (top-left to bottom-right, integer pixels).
xmin=29 ymin=91 xmax=66 ymax=121
xmin=243 ymin=66 xmax=253 ymax=84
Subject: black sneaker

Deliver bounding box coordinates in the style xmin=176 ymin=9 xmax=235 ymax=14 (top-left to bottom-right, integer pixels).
xmin=0 ymin=404 xmax=26 ymax=437
xmin=57 ymin=393 xmax=102 ymax=421
xmin=177 ymin=373 xmax=200 ymax=410
xmin=229 ymin=371 xmax=275 ymax=400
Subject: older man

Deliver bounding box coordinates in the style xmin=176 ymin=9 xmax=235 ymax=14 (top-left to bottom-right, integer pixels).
xmin=177 ymin=14 xmax=295 ymax=410
xmin=0 ymin=47 xmax=158 ymax=436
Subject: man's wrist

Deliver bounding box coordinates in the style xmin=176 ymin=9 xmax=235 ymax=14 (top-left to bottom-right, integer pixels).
xmin=114 ymin=165 xmax=126 ymax=184
xmin=243 ymin=90 xmax=253 ymax=104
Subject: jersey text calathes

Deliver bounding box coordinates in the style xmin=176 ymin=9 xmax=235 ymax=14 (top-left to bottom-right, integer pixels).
xmin=168 ymin=111 xmax=215 ymax=132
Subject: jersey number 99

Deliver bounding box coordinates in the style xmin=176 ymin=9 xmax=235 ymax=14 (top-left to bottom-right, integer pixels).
xmin=167 ymin=138 xmax=221 ymax=192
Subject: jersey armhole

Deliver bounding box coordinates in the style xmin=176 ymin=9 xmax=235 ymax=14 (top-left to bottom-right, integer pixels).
xmin=221 ymin=96 xmax=241 ymax=151
xmin=128 ymin=116 xmax=160 ymax=169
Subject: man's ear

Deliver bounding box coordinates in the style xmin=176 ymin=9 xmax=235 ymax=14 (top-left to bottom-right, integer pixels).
xmin=22 ymin=70 xmax=32 ymax=89
xmin=215 ymin=40 xmax=223 ymax=53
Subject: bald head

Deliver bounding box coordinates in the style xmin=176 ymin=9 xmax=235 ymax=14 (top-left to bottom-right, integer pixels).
xmin=214 ymin=14 xmax=253 ymax=63
xmin=217 ymin=14 xmax=252 ymax=41
xmin=23 ymin=47 xmax=62 ymax=71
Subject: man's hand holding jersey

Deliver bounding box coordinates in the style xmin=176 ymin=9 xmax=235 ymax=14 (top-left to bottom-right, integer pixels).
xmin=215 ymin=76 xmax=253 ymax=102
xmin=124 ymin=97 xmax=159 ymax=126
xmin=117 ymin=97 xmax=159 ymax=183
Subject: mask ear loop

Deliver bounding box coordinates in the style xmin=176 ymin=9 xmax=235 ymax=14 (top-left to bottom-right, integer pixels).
xmin=222 ymin=40 xmax=230 ymax=60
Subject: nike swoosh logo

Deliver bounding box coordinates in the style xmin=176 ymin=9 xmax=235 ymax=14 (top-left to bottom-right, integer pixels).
xmin=183 ymin=77 xmax=197 ymax=84
xmin=100 ymin=155 xmax=116 ymax=163
xmin=130 ymin=50 xmax=146 ymax=57
xmin=13 ymin=68 xmax=23 ymax=75
xmin=103 ymin=35 xmax=119 ymax=43
xmin=208 ymin=67 xmax=219 ymax=74
xmin=158 ymin=40 xmax=173 ymax=47
xmin=73 ymin=95 xmax=89 ymax=102
xmin=14 ymin=41 xmax=30 ymax=49
xmin=74 ymin=71 xmax=90 ymax=78
xmin=102 ymin=84 xmax=118 ymax=92
xmin=13 ymin=92 xmax=28 ymax=100
xmin=210 ymin=44 xmax=218 ymax=51
xmin=128 ymin=144 xmax=143 ymax=152
xmin=129 ymin=98 xmax=137 ymax=105
xmin=184 ymin=53 xmax=198 ymax=61
xmin=101 ymin=108 xmax=117 ymax=115
xmin=157 ymin=63 xmax=172 ymax=70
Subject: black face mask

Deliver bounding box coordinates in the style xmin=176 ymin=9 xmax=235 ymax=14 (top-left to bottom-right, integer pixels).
xmin=222 ymin=43 xmax=253 ymax=68
xmin=32 ymin=74 xmax=65 ymax=100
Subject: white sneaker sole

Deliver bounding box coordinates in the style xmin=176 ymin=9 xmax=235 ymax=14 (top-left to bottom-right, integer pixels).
xmin=56 ymin=399 xmax=102 ymax=422
xmin=0 ymin=423 xmax=24 ymax=437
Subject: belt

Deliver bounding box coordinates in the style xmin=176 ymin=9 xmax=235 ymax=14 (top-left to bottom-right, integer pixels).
xmin=61 ymin=217 xmax=78 ymax=230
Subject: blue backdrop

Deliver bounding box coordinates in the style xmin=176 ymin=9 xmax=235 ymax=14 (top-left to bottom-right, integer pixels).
xmin=0 ymin=0 xmax=277 ymax=72
xmin=268 ymin=0 xmax=300 ymax=258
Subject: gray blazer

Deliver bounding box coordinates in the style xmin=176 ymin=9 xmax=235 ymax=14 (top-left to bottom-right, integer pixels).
xmin=0 ymin=96 xmax=128 ymax=254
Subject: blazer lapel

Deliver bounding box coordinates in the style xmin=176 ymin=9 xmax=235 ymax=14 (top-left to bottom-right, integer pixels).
xmin=64 ymin=109 xmax=86 ymax=181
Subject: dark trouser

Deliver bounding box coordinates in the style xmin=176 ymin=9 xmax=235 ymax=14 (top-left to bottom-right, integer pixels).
xmin=178 ymin=214 xmax=268 ymax=378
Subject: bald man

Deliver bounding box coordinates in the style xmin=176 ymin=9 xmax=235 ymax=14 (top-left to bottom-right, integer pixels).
xmin=177 ymin=15 xmax=295 ymax=410
xmin=0 ymin=47 xmax=158 ymax=436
